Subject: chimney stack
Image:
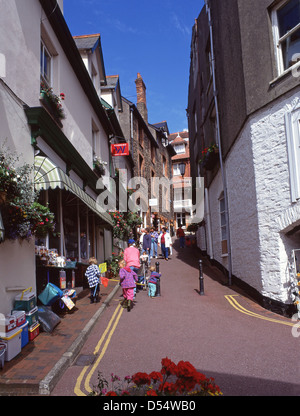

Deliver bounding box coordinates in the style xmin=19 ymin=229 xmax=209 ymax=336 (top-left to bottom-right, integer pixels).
xmin=135 ymin=73 xmax=148 ymax=123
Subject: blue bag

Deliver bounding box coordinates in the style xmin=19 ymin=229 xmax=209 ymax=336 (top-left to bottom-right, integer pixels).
xmin=38 ymin=283 xmax=64 ymax=306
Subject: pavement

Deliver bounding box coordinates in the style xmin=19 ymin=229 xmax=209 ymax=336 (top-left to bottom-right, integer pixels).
xmin=0 ymin=238 xmax=297 ymax=396
xmin=0 ymin=276 xmax=120 ymax=396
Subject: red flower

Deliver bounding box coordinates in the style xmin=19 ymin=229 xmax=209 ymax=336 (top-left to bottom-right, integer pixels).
xmin=131 ymin=372 xmax=151 ymax=386
xmin=149 ymin=371 xmax=163 ymax=383
xmin=161 ymin=357 xmax=176 ymax=376
xmin=146 ymin=389 xmax=158 ymax=396
xmin=106 ymin=391 xmax=117 ymax=396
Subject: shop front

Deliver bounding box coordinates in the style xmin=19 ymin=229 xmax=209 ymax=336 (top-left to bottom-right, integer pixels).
xmin=34 ymin=156 xmax=113 ymax=295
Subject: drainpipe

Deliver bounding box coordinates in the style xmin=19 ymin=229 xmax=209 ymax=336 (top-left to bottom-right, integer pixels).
xmin=205 ymin=0 xmax=232 ymax=286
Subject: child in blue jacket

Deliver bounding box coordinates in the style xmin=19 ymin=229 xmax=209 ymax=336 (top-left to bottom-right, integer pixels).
xmin=148 ymin=266 xmax=161 ymax=298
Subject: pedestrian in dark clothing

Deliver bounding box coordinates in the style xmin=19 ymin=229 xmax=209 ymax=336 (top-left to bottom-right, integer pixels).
xmin=142 ymin=227 xmax=152 ymax=264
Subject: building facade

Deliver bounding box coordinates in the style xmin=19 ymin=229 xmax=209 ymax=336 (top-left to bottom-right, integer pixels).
xmin=188 ymin=0 xmax=300 ymax=315
xmin=119 ymin=74 xmax=175 ymax=230
xmin=169 ymin=131 xmax=193 ymax=231
xmin=0 ymin=0 xmax=121 ymax=312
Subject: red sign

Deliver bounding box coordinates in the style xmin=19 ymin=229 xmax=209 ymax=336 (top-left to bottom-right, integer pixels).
xmin=111 ymin=143 xmax=129 ymax=156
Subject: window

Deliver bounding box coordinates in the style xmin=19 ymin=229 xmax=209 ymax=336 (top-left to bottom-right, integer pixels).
xmin=272 ymin=0 xmax=300 ymax=75
xmin=41 ymin=41 xmax=52 ymax=85
xmin=286 ymin=104 xmax=300 ymax=202
xmin=177 ymin=213 xmax=186 ymax=228
xmin=92 ymin=122 xmax=99 ymax=159
xmin=138 ymin=124 xmax=144 ymax=147
xmin=219 ymin=193 xmax=228 ymax=255
xmin=151 ymin=145 xmax=156 ymax=163
xmin=139 ymin=154 xmax=144 ymax=176
xmin=173 ymin=163 xmax=181 ymax=176
xmin=162 ymin=156 xmax=167 ymax=176
xmin=174 ymin=144 xmax=185 ymax=155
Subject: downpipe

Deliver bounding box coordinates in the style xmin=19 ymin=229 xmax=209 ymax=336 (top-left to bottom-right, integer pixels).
xmin=205 ymin=0 xmax=232 ymax=286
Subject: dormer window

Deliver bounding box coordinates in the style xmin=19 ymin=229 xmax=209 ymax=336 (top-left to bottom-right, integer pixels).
xmin=174 ymin=143 xmax=186 ymax=155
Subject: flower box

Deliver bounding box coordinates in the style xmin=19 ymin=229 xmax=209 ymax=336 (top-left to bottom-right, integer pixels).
xmin=40 ymin=92 xmax=64 ymax=126
xmin=201 ymin=147 xmax=219 ymax=171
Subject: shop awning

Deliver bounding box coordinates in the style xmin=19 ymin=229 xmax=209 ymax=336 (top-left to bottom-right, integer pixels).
xmin=34 ymin=156 xmax=113 ymax=226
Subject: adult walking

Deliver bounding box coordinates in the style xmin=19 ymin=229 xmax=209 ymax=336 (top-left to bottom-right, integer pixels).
xmin=150 ymin=227 xmax=159 ymax=259
xmin=142 ymin=227 xmax=152 ymax=264
xmin=158 ymin=227 xmax=172 ymax=261
xmin=123 ymin=239 xmax=140 ymax=274
xmin=176 ymin=226 xmax=185 ymax=248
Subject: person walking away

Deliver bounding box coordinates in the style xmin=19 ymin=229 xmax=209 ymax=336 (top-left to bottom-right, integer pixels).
xmin=85 ymin=257 xmax=101 ymax=303
xmin=177 ymin=226 xmax=185 ymax=248
xmin=142 ymin=227 xmax=152 ymax=264
xmin=148 ymin=266 xmax=161 ymax=298
xmin=150 ymin=227 xmax=159 ymax=259
xmin=119 ymin=260 xmax=138 ymax=311
xmin=158 ymin=227 xmax=172 ymax=261
xmin=123 ymin=239 xmax=140 ymax=296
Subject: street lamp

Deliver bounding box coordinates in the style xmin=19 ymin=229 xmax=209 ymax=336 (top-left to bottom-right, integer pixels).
xmin=179 ymin=162 xmax=186 ymax=177
xmin=0 ymin=209 xmax=5 ymax=243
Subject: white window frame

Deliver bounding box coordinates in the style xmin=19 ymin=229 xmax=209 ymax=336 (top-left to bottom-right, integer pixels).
xmin=40 ymin=40 xmax=52 ymax=86
xmin=285 ymin=103 xmax=300 ymax=202
xmin=271 ymin=0 xmax=300 ymax=77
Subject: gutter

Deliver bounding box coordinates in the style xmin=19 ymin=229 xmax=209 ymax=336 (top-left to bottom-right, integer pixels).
xmin=205 ymin=0 xmax=232 ymax=286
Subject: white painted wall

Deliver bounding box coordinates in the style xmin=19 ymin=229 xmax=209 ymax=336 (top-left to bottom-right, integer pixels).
xmin=0 ymin=0 xmax=113 ymax=314
xmin=206 ymin=89 xmax=300 ymax=305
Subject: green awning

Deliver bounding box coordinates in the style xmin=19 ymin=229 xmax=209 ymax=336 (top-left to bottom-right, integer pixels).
xmin=34 ymin=156 xmax=113 ymax=226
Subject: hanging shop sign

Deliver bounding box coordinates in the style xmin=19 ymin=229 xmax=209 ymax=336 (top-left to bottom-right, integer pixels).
xmin=111 ymin=143 xmax=129 ymax=157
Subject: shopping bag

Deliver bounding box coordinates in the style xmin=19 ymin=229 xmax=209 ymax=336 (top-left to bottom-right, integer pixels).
xmin=38 ymin=283 xmax=64 ymax=306
xmin=101 ymin=277 xmax=109 ymax=288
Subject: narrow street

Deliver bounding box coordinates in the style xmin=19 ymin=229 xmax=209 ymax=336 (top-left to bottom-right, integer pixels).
xmin=51 ymin=239 xmax=300 ymax=397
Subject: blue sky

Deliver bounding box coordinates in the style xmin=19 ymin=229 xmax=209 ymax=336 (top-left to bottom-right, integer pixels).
xmin=63 ymin=0 xmax=205 ymax=134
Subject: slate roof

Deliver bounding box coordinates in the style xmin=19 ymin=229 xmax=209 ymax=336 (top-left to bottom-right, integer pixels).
xmin=73 ymin=34 xmax=100 ymax=51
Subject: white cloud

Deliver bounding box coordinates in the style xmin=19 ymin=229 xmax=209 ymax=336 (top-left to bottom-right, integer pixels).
xmin=171 ymin=12 xmax=191 ymax=36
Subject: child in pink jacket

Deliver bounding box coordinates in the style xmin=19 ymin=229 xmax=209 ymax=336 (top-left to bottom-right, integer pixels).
xmin=119 ymin=260 xmax=138 ymax=312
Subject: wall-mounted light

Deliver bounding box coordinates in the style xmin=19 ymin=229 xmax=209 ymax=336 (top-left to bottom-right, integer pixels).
xmin=179 ymin=162 xmax=186 ymax=177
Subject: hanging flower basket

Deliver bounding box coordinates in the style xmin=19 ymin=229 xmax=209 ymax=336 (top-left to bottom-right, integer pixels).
xmin=93 ymin=157 xmax=107 ymax=177
xmin=199 ymin=144 xmax=219 ymax=171
xmin=0 ymin=146 xmax=57 ymax=242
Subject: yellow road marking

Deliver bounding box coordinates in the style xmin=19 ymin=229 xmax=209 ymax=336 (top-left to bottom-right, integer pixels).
xmin=225 ymin=295 xmax=294 ymax=327
xmin=74 ymin=303 xmax=124 ymax=396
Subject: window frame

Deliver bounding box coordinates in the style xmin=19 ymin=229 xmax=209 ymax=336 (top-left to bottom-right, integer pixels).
xmin=40 ymin=40 xmax=52 ymax=86
xmin=271 ymin=0 xmax=300 ymax=77
xmin=285 ymin=103 xmax=300 ymax=202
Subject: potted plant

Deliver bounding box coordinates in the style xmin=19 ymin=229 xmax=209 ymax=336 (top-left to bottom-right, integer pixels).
xmin=93 ymin=156 xmax=107 ymax=177
xmin=40 ymin=82 xmax=66 ymax=123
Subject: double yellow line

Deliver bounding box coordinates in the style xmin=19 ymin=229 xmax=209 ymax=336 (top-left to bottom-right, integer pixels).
xmin=225 ymin=295 xmax=295 ymax=327
xmin=74 ymin=303 xmax=124 ymax=396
